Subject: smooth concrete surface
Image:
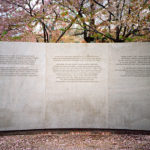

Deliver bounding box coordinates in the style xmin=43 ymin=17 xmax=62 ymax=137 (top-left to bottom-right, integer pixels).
xmin=108 ymin=43 xmax=150 ymax=130
xmin=45 ymin=44 xmax=108 ymax=128
xmin=0 ymin=42 xmax=150 ymax=131
xmin=0 ymin=42 xmax=46 ymax=131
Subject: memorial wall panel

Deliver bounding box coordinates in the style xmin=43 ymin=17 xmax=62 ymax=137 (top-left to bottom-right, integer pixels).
xmin=0 ymin=42 xmax=46 ymax=130
xmin=45 ymin=44 xmax=108 ymax=128
xmin=108 ymin=43 xmax=150 ymax=130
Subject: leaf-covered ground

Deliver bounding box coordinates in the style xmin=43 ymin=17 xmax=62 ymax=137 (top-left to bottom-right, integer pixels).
xmin=0 ymin=130 xmax=150 ymax=150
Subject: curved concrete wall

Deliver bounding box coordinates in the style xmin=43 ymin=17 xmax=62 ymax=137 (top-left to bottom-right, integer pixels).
xmin=0 ymin=42 xmax=150 ymax=131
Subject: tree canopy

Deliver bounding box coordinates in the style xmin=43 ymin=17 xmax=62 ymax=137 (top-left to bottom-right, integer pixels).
xmin=0 ymin=0 xmax=149 ymax=42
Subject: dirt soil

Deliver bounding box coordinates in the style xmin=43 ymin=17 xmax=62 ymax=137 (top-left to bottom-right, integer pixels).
xmin=0 ymin=130 xmax=150 ymax=150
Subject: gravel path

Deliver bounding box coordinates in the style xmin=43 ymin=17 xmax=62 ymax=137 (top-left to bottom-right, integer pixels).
xmin=0 ymin=130 xmax=150 ymax=150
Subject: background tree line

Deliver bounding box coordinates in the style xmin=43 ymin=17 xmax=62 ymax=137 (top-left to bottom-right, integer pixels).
xmin=0 ymin=0 xmax=150 ymax=43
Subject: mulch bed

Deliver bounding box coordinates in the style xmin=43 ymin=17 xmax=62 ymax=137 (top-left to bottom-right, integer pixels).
xmin=0 ymin=129 xmax=150 ymax=150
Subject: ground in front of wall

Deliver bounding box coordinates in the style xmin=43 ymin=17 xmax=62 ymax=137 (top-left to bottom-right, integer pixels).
xmin=0 ymin=130 xmax=150 ymax=150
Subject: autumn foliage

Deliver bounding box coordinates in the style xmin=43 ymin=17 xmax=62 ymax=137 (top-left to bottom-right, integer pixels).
xmin=0 ymin=0 xmax=149 ymax=43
